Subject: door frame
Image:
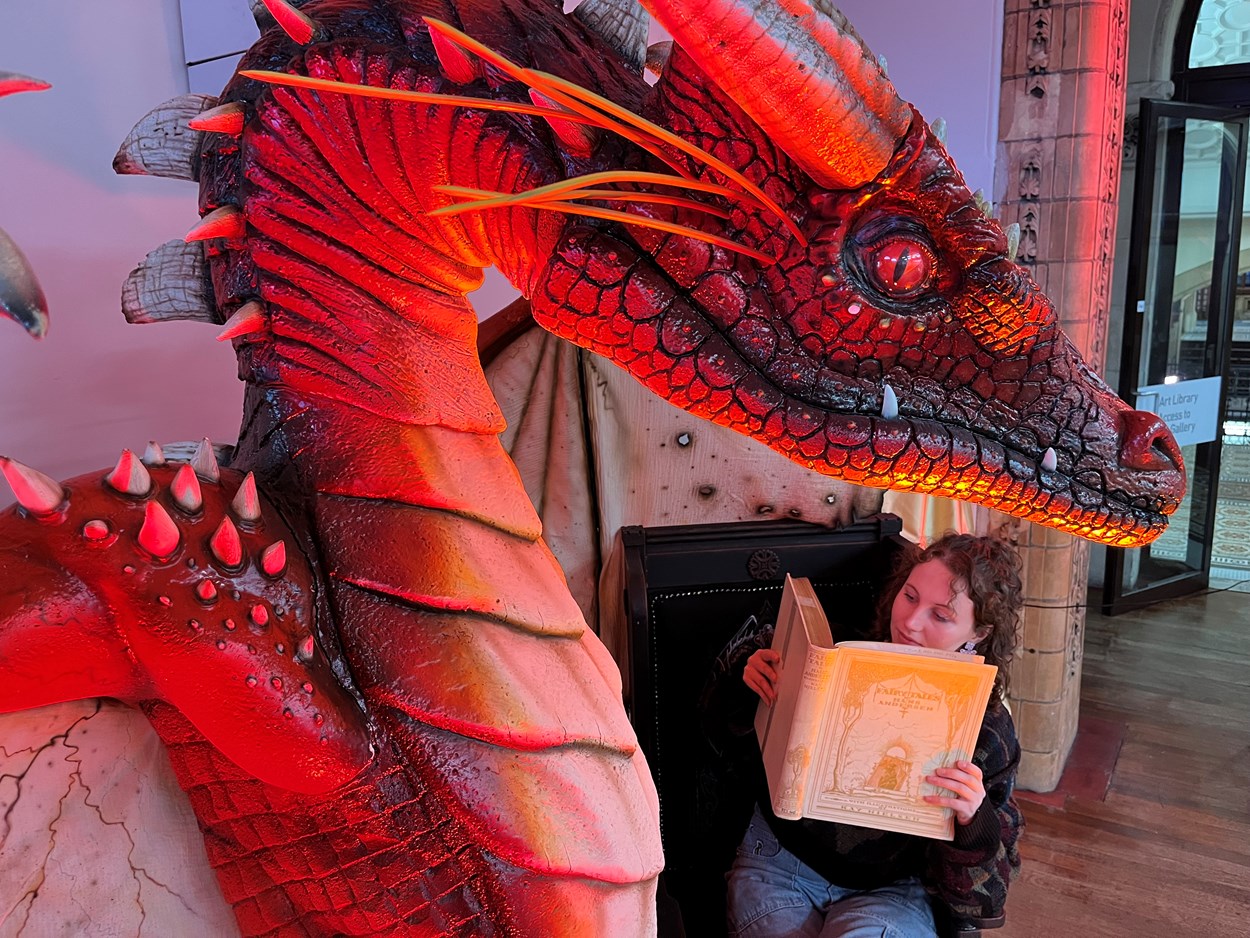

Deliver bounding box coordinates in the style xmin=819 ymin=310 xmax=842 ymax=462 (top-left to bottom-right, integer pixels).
xmin=1103 ymin=98 xmax=1248 ymax=614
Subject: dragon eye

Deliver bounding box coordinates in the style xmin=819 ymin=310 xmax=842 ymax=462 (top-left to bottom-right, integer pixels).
xmin=869 ymin=238 xmax=934 ymax=297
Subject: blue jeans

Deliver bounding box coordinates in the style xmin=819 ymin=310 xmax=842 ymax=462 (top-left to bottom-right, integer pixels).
xmin=726 ymin=808 xmax=938 ymax=938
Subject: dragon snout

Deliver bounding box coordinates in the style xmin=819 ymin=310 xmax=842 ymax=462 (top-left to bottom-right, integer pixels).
xmin=1119 ymin=410 xmax=1184 ymax=474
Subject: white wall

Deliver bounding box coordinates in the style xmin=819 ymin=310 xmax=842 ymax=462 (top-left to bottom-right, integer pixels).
xmin=0 ymin=0 xmax=1003 ymax=485
xmin=0 ymin=0 xmax=241 ymax=482
xmin=835 ymin=0 xmax=1004 ymax=198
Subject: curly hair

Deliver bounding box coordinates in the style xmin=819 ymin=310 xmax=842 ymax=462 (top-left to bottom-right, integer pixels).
xmin=871 ymin=533 xmax=1024 ymax=701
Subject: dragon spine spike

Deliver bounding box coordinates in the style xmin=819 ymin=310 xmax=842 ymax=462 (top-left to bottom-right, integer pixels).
xmin=972 ymin=189 xmax=991 ymax=217
xmin=528 ymin=89 xmax=598 ymax=157
xmin=0 ymin=224 xmax=50 ymax=339
xmin=186 ymin=206 xmax=246 ymax=243
xmin=142 ymin=441 xmax=167 ymax=466
xmin=106 ymin=449 xmax=152 ymax=497
xmin=0 ymin=456 xmax=65 ymax=515
xmin=882 ymin=383 xmax=899 ymax=420
xmin=572 ymin=0 xmax=650 ymax=72
xmin=217 ymin=301 xmax=267 ymax=341
xmin=209 ymin=516 xmax=244 ymax=568
xmin=121 ymin=238 xmax=218 ymax=326
xmin=260 ymin=540 xmax=287 ymax=577
xmin=195 ymin=579 xmax=218 ymax=602
xmin=931 ymin=117 xmax=947 ymax=143
xmin=877 ymin=53 xmax=888 ymax=77
xmin=1042 ymin=447 xmax=1058 ymax=472
xmin=232 ymin=473 xmax=263 ymax=523
xmin=188 ymin=102 xmax=246 ymax=135
xmin=1006 ymin=222 xmax=1021 ymax=260
xmin=0 ymin=71 xmax=51 ymax=98
xmin=113 ymin=93 xmax=216 ymax=181
xmin=640 ymin=0 xmax=910 ymax=189
xmin=427 ymin=25 xmax=481 ymax=84
xmin=645 ymin=40 xmax=673 ymax=77
xmin=192 ymin=438 xmax=221 ymax=483
xmin=259 ymin=0 xmax=317 ymax=44
xmin=170 ymin=463 xmax=204 ymax=513
xmin=138 ymin=500 xmax=181 ymax=559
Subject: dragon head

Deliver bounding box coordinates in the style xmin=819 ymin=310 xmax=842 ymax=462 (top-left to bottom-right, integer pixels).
xmin=526 ymin=0 xmax=1183 ymax=547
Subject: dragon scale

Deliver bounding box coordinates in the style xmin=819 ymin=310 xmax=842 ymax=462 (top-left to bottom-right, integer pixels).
xmin=0 ymin=0 xmax=1187 ymax=933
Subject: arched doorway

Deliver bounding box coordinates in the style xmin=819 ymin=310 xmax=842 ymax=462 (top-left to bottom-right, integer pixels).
xmin=1103 ymin=0 xmax=1250 ymax=611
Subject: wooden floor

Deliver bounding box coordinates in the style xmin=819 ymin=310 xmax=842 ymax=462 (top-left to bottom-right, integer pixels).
xmin=1000 ymin=586 xmax=1250 ymax=938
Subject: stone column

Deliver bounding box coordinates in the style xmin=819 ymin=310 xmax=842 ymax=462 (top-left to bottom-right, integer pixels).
xmin=997 ymin=0 xmax=1129 ymax=790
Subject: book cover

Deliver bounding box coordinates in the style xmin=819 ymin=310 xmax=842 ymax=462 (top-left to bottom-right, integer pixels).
xmin=755 ymin=577 xmax=997 ymax=840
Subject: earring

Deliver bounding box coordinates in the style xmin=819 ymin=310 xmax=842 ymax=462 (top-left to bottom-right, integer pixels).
xmin=959 ymin=640 xmax=978 ymax=655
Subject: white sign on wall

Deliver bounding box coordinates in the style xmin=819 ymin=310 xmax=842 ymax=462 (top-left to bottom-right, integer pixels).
xmin=1135 ymin=375 xmax=1222 ymax=447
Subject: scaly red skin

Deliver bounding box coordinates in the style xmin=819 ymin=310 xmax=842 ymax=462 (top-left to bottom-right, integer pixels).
xmin=0 ymin=0 xmax=1187 ymax=934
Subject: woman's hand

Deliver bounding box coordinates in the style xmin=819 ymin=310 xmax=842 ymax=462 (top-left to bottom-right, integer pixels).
xmin=743 ymin=649 xmax=782 ymax=705
xmin=923 ymin=760 xmax=986 ymax=825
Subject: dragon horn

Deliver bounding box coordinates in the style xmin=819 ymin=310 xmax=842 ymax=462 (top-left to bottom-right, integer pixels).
xmin=0 ymin=225 xmax=49 ymax=339
xmin=640 ymin=0 xmax=911 ymax=189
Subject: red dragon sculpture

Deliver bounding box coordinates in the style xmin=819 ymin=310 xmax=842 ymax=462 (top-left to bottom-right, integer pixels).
xmin=0 ymin=0 xmax=1183 ymax=934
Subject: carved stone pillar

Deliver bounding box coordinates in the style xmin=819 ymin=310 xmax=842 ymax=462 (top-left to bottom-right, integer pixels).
xmin=997 ymin=0 xmax=1129 ymax=790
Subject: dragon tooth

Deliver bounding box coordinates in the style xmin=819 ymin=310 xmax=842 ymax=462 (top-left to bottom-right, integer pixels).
xmin=106 ymin=449 xmax=152 ymax=496
xmin=187 ymin=102 xmax=246 ymax=135
xmin=258 ymin=0 xmax=318 ymax=44
xmin=1041 ymin=447 xmax=1058 ymax=472
xmin=138 ymin=501 xmax=181 ymax=559
xmin=192 ymin=438 xmax=221 ymax=483
xmin=216 ymin=301 xmax=267 ymax=342
xmin=0 ymin=456 xmax=65 ymax=515
xmin=170 ymin=464 xmax=203 ymax=513
xmin=428 ymin=25 xmax=480 ymax=84
xmin=232 ymin=473 xmax=262 ymax=523
xmin=186 ymin=206 xmax=246 ymax=243
xmin=882 ymin=383 xmax=899 ymax=420
xmin=142 ymin=441 xmax=166 ymax=466
xmin=209 ymin=516 xmax=244 ymax=568
xmin=260 ymin=540 xmax=287 ymax=577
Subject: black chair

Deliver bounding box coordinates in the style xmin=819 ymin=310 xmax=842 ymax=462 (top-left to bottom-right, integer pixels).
xmin=621 ymin=515 xmax=1004 ymax=938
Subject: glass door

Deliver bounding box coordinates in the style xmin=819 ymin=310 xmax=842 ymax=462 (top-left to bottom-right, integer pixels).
xmin=1103 ymin=99 xmax=1248 ymax=614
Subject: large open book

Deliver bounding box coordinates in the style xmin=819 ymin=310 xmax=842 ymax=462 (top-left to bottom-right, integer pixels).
xmin=754 ymin=575 xmax=997 ymax=840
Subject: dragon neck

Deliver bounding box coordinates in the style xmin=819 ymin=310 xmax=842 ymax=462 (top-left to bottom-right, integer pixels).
xmin=210 ymin=45 xmax=572 ymax=456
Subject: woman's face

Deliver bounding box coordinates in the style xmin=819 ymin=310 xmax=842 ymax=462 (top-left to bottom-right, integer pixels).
xmin=889 ymin=559 xmax=981 ymax=652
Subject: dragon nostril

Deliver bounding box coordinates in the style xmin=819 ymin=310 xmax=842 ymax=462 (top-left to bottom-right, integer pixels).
xmin=1119 ymin=410 xmax=1183 ymax=473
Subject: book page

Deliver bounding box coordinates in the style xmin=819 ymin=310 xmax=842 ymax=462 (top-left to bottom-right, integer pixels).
xmin=756 ymin=576 xmax=835 ymax=819
xmin=805 ymin=646 xmax=996 ymax=839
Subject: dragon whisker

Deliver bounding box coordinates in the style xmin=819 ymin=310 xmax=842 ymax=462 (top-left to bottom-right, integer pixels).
xmin=447 ymin=198 xmax=776 ymax=264
xmin=238 ymin=70 xmax=615 ymax=129
xmin=445 ymin=170 xmax=766 ymax=212
xmin=441 ymin=187 xmax=733 ymax=220
xmin=421 ymin=18 xmax=806 ymax=246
